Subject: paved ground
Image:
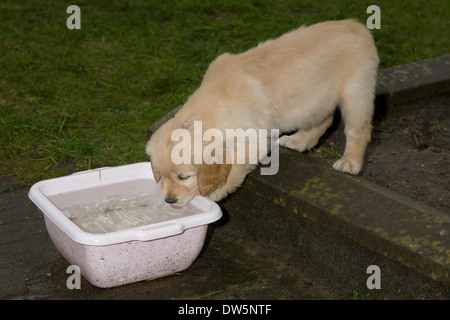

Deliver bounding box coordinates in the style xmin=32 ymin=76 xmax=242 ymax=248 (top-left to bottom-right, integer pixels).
xmin=1 ymin=55 xmax=449 ymax=300
xmin=1 ymin=176 xmax=449 ymax=300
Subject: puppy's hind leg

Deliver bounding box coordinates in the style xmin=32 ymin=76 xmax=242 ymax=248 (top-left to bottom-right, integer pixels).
xmin=278 ymin=115 xmax=334 ymax=152
xmin=333 ymin=81 xmax=375 ymax=175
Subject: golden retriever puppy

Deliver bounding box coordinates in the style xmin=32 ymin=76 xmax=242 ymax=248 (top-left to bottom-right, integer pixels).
xmin=146 ymin=19 xmax=379 ymax=206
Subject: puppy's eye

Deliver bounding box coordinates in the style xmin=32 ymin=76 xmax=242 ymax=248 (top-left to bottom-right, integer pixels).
xmin=178 ymin=174 xmax=190 ymax=181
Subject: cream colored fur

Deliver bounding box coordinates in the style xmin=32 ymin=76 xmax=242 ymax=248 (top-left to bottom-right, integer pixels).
xmin=146 ymin=19 xmax=379 ymax=206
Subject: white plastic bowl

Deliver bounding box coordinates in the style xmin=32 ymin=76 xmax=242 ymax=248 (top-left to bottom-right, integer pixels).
xmin=28 ymin=162 xmax=222 ymax=288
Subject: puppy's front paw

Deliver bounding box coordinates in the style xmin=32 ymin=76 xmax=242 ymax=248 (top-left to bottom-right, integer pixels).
xmin=278 ymin=135 xmax=312 ymax=152
xmin=208 ymin=189 xmax=227 ymax=202
xmin=332 ymin=158 xmax=362 ymax=175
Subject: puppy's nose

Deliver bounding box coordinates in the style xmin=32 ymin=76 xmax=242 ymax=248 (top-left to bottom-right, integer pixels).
xmin=164 ymin=197 xmax=177 ymax=204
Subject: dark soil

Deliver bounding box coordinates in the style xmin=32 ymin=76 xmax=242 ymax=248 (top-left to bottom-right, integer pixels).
xmin=309 ymin=92 xmax=450 ymax=214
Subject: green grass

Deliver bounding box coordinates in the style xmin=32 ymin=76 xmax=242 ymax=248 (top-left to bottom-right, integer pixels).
xmin=1 ymin=0 xmax=449 ymax=184
xmin=311 ymin=146 xmax=343 ymax=161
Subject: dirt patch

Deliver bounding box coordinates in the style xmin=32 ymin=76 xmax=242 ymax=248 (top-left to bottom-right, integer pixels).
xmin=309 ymin=92 xmax=450 ymax=214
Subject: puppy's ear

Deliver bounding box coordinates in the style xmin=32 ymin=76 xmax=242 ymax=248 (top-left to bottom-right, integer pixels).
xmin=197 ymin=163 xmax=231 ymax=197
xmin=151 ymin=163 xmax=161 ymax=183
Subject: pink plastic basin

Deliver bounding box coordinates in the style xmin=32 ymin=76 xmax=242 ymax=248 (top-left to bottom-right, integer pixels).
xmin=28 ymin=162 xmax=222 ymax=288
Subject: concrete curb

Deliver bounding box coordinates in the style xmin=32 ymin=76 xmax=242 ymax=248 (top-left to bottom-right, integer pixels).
xmin=146 ymin=55 xmax=450 ymax=285
xmin=247 ymin=149 xmax=450 ymax=285
xmin=375 ymin=54 xmax=450 ymax=108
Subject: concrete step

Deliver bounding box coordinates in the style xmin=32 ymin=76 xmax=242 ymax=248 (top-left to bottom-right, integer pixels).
xmin=244 ymin=149 xmax=449 ymax=286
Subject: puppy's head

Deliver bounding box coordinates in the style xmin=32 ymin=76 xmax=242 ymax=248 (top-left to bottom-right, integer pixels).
xmin=146 ymin=118 xmax=231 ymax=206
